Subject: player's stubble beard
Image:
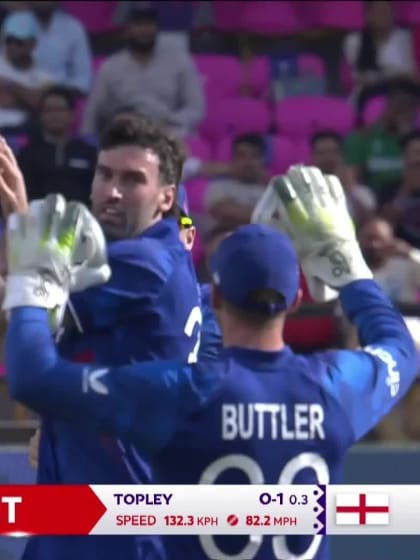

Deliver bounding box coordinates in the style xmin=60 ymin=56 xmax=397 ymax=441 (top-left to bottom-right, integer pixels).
xmin=98 ymin=205 xmax=164 ymax=241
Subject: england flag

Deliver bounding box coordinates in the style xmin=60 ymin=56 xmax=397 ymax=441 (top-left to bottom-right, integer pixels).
xmin=335 ymin=493 xmax=389 ymax=525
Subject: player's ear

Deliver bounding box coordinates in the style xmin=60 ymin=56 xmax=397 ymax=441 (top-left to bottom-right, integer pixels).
xmin=159 ymin=185 xmax=176 ymax=214
xmin=287 ymin=289 xmax=302 ymax=315
xmin=211 ymin=284 xmax=223 ymax=311
xmin=185 ymin=226 xmax=196 ymax=251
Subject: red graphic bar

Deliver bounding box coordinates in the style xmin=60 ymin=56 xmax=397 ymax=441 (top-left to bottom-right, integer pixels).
xmin=0 ymin=485 xmax=106 ymax=535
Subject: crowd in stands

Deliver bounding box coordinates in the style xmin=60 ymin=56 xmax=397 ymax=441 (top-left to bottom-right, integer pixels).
xmin=0 ymin=0 xmax=420 ymax=442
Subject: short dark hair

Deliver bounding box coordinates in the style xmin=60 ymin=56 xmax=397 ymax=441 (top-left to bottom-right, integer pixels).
xmin=310 ymin=130 xmax=343 ymax=149
xmin=99 ymin=115 xmax=186 ymax=187
xmin=233 ymin=133 xmax=265 ymax=156
xmin=401 ymin=130 xmax=420 ymax=151
xmin=130 ymin=7 xmax=159 ymax=24
xmin=224 ymin=288 xmax=286 ymax=326
xmin=40 ymin=86 xmax=76 ymax=111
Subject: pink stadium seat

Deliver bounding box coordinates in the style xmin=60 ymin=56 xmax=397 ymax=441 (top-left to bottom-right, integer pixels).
xmin=194 ymin=55 xmax=243 ymax=101
xmin=200 ymin=97 xmax=271 ymax=144
xmin=275 ymin=96 xmax=355 ymax=140
xmin=213 ymin=1 xmax=245 ymax=32
xmin=298 ymin=54 xmax=326 ymax=77
xmin=297 ymin=0 xmax=364 ymax=31
xmin=185 ymin=135 xmax=212 ymax=161
xmin=270 ymin=135 xmax=310 ymax=174
xmin=363 ymin=96 xmax=386 ymax=126
xmin=239 ymin=1 xmax=301 ymax=35
xmin=395 ymin=1 xmax=420 ymax=26
xmin=246 ymin=57 xmax=271 ymax=98
xmin=184 ymin=178 xmax=209 ymax=215
xmin=63 ymin=1 xmax=117 ymax=33
xmin=213 ymin=135 xmax=235 ymax=162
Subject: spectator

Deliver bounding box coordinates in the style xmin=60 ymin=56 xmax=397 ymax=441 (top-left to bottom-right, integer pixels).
xmin=343 ymin=0 xmax=417 ymax=112
xmin=340 ymin=217 xmax=420 ymax=378
xmin=18 ymin=86 xmax=96 ymax=205
xmin=358 ymin=217 xmax=420 ymax=302
xmin=0 ymin=10 xmax=54 ymax=134
xmin=82 ymin=6 xmax=204 ymax=138
xmin=344 ymin=78 xmax=420 ymax=203
xmin=402 ymin=381 xmax=420 ymax=440
xmin=381 ymin=131 xmax=420 ymax=248
xmin=311 ymin=130 xmax=376 ymax=225
xmin=205 ymin=133 xmax=268 ymax=231
xmin=31 ymin=1 xmax=92 ymax=96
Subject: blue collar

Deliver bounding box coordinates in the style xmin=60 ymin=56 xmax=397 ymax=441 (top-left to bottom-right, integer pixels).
xmin=221 ymin=345 xmax=293 ymax=370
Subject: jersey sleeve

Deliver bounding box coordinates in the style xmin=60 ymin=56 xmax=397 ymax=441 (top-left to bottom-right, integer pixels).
xmin=198 ymin=284 xmax=223 ymax=361
xmin=318 ymin=279 xmax=419 ymax=442
xmin=68 ymin=238 xmax=172 ymax=331
xmin=6 ymin=308 xmax=204 ymax=457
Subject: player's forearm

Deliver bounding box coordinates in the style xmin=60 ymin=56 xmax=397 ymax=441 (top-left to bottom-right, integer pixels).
xmin=340 ymin=279 xmax=418 ymax=370
xmin=6 ymin=307 xmax=199 ymax=454
xmin=6 ymin=307 xmax=86 ymax=413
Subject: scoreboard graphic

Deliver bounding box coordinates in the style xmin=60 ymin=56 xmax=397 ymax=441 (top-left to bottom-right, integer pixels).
xmin=0 ymin=485 xmax=418 ymax=536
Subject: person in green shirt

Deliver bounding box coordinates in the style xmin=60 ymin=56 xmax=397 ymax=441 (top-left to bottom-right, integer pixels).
xmin=344 ymin=78 xmax=420 ymax=205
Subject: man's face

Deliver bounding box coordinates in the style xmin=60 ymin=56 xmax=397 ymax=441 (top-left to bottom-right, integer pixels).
xmin=40 ymin=94 xmax=72 ymax=135
xmin=386 ymin=92 xmax=418 ymax=135
xmin=231 ymin=143 xmax=264 ymax=184
xmin=359 ymin=219 xmax=393 ymax=268
xmin=90 ymin=146 xmax=175 ymax=240
xmin=125 ymin=20 xmax=158 ymax=54
xmin=404 ymin=139 xmax=420 ymax=187
xmin=402 ymin=385 xmax=420 ymax=440
xmin=179 ymin=225 xmax=196 ymax=252
xmin=5 ymin=36 xmax=34 ymax=65
xmin=366 ymin=1 xmax=393 ymax=34
xmin=312 ymin=138 xmax=342 ymax=175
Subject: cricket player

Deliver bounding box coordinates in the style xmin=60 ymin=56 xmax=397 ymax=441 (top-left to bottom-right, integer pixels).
xmin=4 ymin=166 xmax=419 ymax=559
xmin=175 ymin=183 xmax=222 ymax=361
xmin=0 ymin=117 xmax=201 ymax=560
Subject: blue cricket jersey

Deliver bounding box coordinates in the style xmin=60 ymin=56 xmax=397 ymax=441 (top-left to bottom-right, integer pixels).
xmin=28 ymin=218 xmax=201 ymax=560
xmin=198 ymin=283 xmax=222 ymax=361
xmin=6 ymin=280 xmax=419 ymax=560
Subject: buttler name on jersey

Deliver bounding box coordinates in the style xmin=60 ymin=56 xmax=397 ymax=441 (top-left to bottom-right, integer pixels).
xmin=222 ymin=403 xmax=326 ymax=441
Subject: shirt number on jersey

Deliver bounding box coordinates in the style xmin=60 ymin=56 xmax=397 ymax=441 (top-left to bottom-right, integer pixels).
xmin=184 ymin=305 xmax=202 ymax=364
xmin=199 ymin=452 xmax=329 ymax=560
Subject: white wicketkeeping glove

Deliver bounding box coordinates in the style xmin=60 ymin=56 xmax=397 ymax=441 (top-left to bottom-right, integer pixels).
xmin=70 ymin=203 xmax=112 ymax=293
xmin=252 ymin=165 xmax=373 ymax=301
xmin=3 ymin=194 xmax=111 ymax=329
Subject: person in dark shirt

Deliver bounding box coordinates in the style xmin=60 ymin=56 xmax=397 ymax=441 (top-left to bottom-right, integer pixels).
xmin=18 ymin=85 xmax=96 ymax=205
xmin=381 ymin=130 xmax=420 ymax=248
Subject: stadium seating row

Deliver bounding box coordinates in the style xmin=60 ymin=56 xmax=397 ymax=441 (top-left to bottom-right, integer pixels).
xmin=72 ymin=53 xmax=389 ymax=140
xmin=62 ymin=1 xmax=420 ymax=35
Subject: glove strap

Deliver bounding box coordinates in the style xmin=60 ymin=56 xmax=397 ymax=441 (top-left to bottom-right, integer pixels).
xmin=3 ymin=274 xmax=69 ymax=311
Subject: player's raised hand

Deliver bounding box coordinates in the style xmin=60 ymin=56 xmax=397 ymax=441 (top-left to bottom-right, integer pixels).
xmin=262 ymin=165 xmax=373 ymax=299
xmin=3 ymin=195 xmax=110 ymax=329
xmin=70 ymin=203 xmax=111 ymax=293
xmin=0 ymin=136 xmax=28 ymax=219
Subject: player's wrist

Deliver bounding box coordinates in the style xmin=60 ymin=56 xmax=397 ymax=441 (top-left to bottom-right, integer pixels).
xmin=3 ymin=274 xmax=69 ymax=312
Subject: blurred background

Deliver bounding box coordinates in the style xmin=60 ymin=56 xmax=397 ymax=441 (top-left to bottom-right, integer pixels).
xmin=0 ymin=1 xmax=420 ymax=558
